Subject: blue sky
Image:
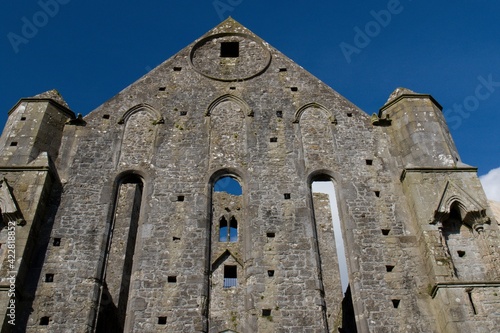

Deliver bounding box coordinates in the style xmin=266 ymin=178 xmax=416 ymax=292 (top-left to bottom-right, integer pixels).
xmin=1 ymin=0 xmax=499 ymax=194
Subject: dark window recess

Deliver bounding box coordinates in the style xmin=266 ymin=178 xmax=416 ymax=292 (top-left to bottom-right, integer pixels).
xmin=457 ymin=250 xmax=466 ymax=257
xmin=53 ymin=238 xmax=61 ymax=247
xmin=173 ymin=67 xmax=182 ymax=71
xmin=381 ymin=229 xmax=391 ymax=236
xmin=279 ymin=68 xmax=287 ymax=72
xmin=276 ymin=111 xmax=283 ymax=118
xmin=366 ymin=159 xmax=373 ymax=165
xmin=159 ymin=87 xmax=166 ymax=91
xmin=347 ymin=112 xmax=353 ymax=117
xmin=177 ymin=195 xmax=185 ymax=202
xmin=267 ymin=232 xmax=275 ymax=238
xmin=270 ymin=137 xmax=278 ymax=143
xmin=167 ymin=276 xmax=177 ymax=283
xmin=180 ymin=111 xmax=187 ymax=116
xmin=374 ymin=191 xmax=380 ymax=197
xmin=224 ymin=265 xmax=237 ymax=288
xmin=290 ymin=87 xmax=298 ymax=92
xmin=284 ymin=193 xmax=291 ymax=200
xmin=158 ymin=316 xmax=167 ymax=325
xmin=39 ymin=317 xmax=50 ymax=325
xmin=10 ymin=142 xmax=17 ymax=147
xmin=20 ymin=117 xmax=26 ymax=121
xmin=262 ymin=309 xmax=272 ymax=317
xmin=45 ymin=274 xmax=54 ymax=282
xmin=386 ymin=265 xmax=395 ymax=272
xmin=220 ymin=42 xmax=239 ymax=57
xmin=267 ymin=270 xmax=275 ymax=277
xmin=392 ymin=299 xmax=400 ymax=308
xmin=103 ymin=114 xmax=110 ymax=119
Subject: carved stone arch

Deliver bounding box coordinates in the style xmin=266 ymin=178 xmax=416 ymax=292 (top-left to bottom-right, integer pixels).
xmin=293 ymin=102 xmax=336 ymax=124
xmin=434 ymin=181 xmax=490 ymax=231
xmin=205 ymin=94 xmax=253 ymax=118
xmin=118 ymin=103 xmax=163 ymax=125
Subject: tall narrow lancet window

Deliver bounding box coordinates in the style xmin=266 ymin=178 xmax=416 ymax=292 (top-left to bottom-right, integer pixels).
xmin=96 ymin=174 xmax=143 ymax=333
xmin=209 ymin=175 xmax=245 ymax=332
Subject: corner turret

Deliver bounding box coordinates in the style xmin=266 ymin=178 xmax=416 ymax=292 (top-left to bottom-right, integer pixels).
xmin=0 ymin=89 xmax=75 ymax=166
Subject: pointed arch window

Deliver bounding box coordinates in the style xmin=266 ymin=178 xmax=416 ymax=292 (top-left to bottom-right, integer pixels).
xmin=219 ymin=216 xmax=238 ymax=242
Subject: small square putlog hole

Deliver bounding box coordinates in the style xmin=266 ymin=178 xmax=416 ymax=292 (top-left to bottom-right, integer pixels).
xmin=276 ymin=110 xmax=283 ymax=118
xmin=39 ymin=316 xmax=50 ymax=325
xmin=177 ymin=195 xmax=185 ymax=202
xmin=366 ymin=159 xmax=373 ymax=165
xmin=220 ymin=42 xmax=239 ymax=57
xmin=267 ymin=270 xmax=275 ymax=277
xmin=53 ymin=238 xmax=61 ymax=247
xmin=158 ymin=316 xmax=167 ymax=325
xmin=167 ymin=276 xmax=177 ymax=283
xmin=392 ymin=299 xmax=400 ymax=308
xmin=381 ymin=229 xmax=391 ymax=236
xmin=457 ymin=250 xmax=466 ymax=257
xmin=262 ymin=309 xmax=272 ymax=317
xmin=386 ymin=265 xmax=395 ymax=272
xmin=270 ymin=137 xmax=278 ymax=143
xmin=374 ymin=191 xmax=380 ymax=197
xmin=45 ymin=274 xmax=54 ymax=282
xmin=284 ymin=193 xmax=291 ymax=200
xmin=266 ymin=232 xmax=275 ymax=238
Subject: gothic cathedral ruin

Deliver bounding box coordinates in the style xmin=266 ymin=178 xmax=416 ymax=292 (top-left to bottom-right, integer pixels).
xmin=0 ymin=18 xmax=499 ymax=333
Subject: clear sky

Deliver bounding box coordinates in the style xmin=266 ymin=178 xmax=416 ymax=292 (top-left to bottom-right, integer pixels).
xmin=1 ymin=0 xmax=499 ymax=195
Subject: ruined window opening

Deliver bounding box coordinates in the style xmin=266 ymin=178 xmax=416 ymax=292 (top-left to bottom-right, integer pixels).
xmin=219 ymin=217 xmax=228 ymax=242
xmin=20 ymin=116 xmax=26 ymax=121
xmin=267 ymin=270 xmax=275 ymax=277
xmin=381 ymin=229 xmax=391 ymax=236
xmin=312 ymin=179 xmax=349 ymax=292
xmin=276 ymin=110 xmax=283 ymax=118
xmin=10 ymin=142 xmax=17 ymax=147
xmin=158 ymin=316 xmax=167 ymax=324
xmin=173 ymin=66 xmax=182 ymax=71
xmin=39 ymin=317 xmax=50 ymax=325
xmin=219 ymin=216 xmax=238 ymax=242
xmin=457 ymin=250 xmax=466 ymax=257
xmin=366 ymin=159 xmax=373 ymax=165
xmin=386 ymin=265 xmax=395 ymax=272
xmin=262 ymin=309 xmax=272 ymax=316
xmin=45 ymin=274 xmax=54 ymax=282
xmin=290 ymin=87 xmax=298 ymax=92
xmin=223 ymin=265 xmax=237 ymax=288
xmin=220 ymin=42 xmax=239 ymax=58
xmin=267 ymin=232 xmax=275 ymax=238
xmin=53 ymin=238 xmax=61 ymax=246
xmin=270 ymin=137 xmax=278 ymax=143
xmin=102 ymin=114 xmax=110 ymax=119
xmin=392 ymin=299 xmax=400 ymax=308
xmin=284 ymin=193 xmax=291 ymax=199
xmin=168 ymin=276 xmax=177 ymax=283
xmin=177 ymin=195 xmax=185 ymax=202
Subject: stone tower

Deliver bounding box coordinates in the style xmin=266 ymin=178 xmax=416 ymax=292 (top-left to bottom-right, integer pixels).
xmin=0 ymin=18 xmax=499 ymax=333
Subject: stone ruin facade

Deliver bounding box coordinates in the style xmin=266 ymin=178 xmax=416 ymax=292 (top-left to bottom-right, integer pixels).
xmin=0 ymin=18 xmax=499 ymax=333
